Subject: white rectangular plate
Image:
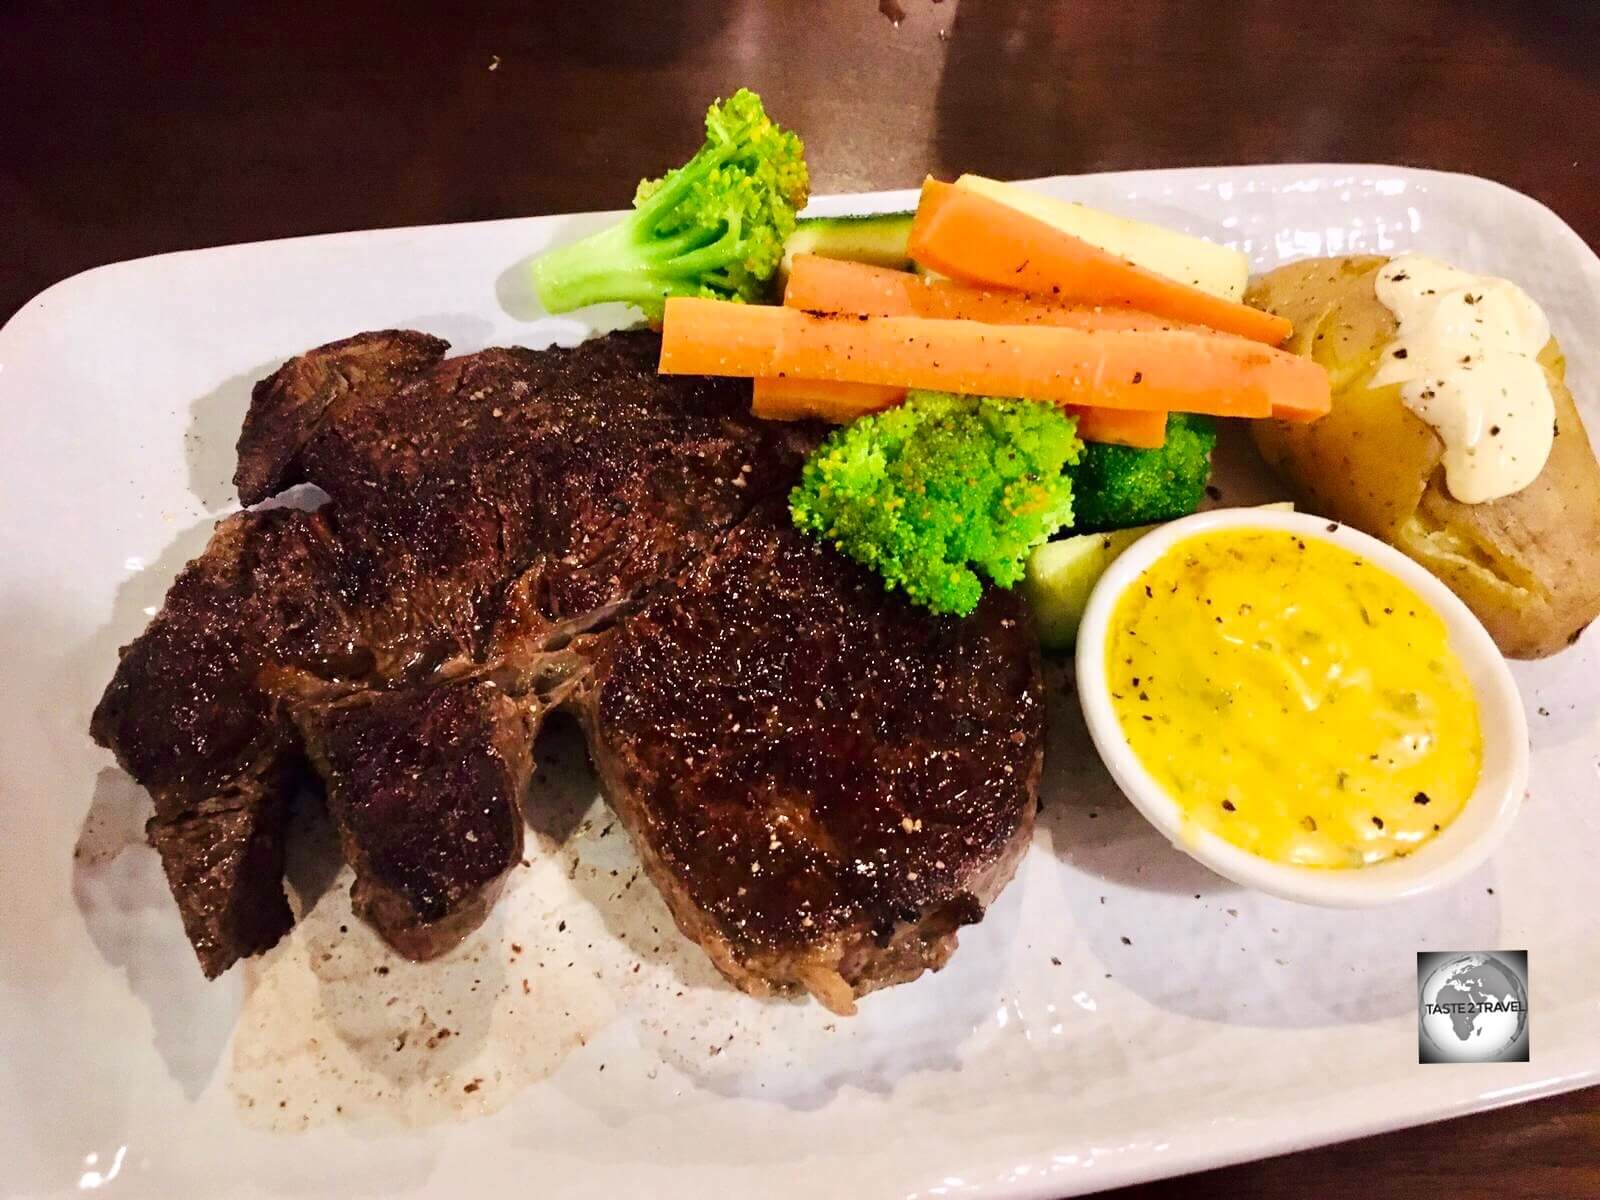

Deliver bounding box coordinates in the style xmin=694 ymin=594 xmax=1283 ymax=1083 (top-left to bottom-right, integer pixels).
xmin=2 ymin=165 xmax=1598 ymax=1199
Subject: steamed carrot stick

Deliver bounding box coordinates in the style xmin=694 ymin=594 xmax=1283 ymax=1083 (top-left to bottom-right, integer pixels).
xmin=751 ymin=376 xmax=904 ymax=421
xmin=766 ymin=256 xmax=1172 ymax=441
xmin=752 ymin=374 xmax=1169 ymax=446
xmin=906 ymin=179 xmax=1293 ymax=345
xmin=1070 ymin=406 xmax=1168 ymax=448
xmin=784 ymin=254 xmax=1200 ymax=333
xmin=757 ymin=258 xmax=1316 ymax=426
xmin=659 ymin=298 xmax=1330 ymax=419
xmin=1254 ymin=377 xmax=1334 ymax=421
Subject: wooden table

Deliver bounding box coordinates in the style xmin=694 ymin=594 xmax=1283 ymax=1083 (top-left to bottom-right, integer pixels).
xmin=3 ymin=1 xmax=1595 ymax=1194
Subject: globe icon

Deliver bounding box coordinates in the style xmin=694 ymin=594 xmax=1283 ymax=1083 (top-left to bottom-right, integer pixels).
xmin=1419 ymin=953 xmax=1529 ymax=1062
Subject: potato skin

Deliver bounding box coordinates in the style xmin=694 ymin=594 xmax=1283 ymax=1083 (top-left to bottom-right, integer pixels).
xmin=1247 ymin=255 xmax=1600 ymax=658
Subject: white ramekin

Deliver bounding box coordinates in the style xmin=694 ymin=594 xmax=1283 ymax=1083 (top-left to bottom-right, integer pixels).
xmin=1074 ymin=507 xmax=1529 ymax=907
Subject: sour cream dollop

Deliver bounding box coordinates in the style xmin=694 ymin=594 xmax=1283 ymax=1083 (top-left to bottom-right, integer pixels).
xmin=1370 ymin=253 xmax=1554 ymax=504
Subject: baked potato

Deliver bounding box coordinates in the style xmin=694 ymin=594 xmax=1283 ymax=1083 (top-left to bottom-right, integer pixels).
xmin=1247 ymin=255 xmax=1600 ymax=658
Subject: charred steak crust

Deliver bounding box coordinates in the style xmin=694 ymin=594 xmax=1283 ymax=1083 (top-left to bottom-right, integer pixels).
xmin=234 ymin=329 xmax=449 ymax=507
xmin=579 ymin=505 xmax=1043 ymax=1013
xmin=89 ymin=508 xmax=361 ymax=808
xmin=93 ymin=329 xmax=1044 ymax=1009
xmin=295 ymin=682 xmax=536 ymax=960
xmin=90 ymin=507 xmax=365 ymax=976
xmin=146 ymin=788 xmax=295 ymax=978
xmin=289 ymin=334 xmax=813 ymax=676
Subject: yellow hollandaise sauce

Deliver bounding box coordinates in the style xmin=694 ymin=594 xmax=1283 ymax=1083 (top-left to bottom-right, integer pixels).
xmin=1107 ymin=528 xmax=1482 ymax=868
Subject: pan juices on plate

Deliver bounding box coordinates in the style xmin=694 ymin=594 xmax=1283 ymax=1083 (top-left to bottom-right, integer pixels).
xmin=1247 ymin=254 xmax=1600 ymax=658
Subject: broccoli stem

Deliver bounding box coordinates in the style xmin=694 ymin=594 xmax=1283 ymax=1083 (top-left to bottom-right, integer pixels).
xmin=533 ymin=133 xmax=746 ymax=314
xmin=532 ymin=221 xmax=702 ymax=313
xmin=532 ymin=193 xmax=752 ymax=314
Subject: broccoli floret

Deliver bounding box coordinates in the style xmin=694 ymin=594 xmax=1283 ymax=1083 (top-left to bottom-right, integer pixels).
xmin=790 ymin=392 xmax=1082 ymax=616
xmin=532 ymin=89 xmax=808 ymax=320
xmin=1065 ymin=413 xmax=1218 ymax=533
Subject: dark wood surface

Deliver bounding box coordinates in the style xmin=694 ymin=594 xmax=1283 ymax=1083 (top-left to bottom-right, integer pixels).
xmin=4 ymin=1 xmax=1596 ymax=1195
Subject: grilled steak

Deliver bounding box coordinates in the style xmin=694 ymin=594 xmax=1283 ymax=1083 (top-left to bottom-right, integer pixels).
xmin=234 ymin=329 xmax=450 ymax=507
xmin=91 ymin=329 xmax=1043 ymax=1011
xmin=577 ymin=507 xmax=1040 ymax=1012
xmin=295 ymin=682 xmax=538 ymax=960
xmin=89 ymin=507 xmax=363 ymax=974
